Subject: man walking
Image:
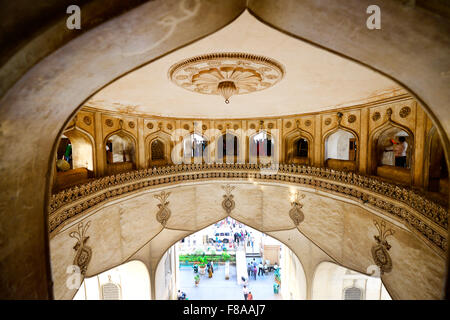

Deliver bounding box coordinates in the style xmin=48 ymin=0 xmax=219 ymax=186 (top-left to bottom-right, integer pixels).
xmin=243 ymin=285 xmax=249 ymax=300
xmin=258 ymin=262 xmax=264 ymax=276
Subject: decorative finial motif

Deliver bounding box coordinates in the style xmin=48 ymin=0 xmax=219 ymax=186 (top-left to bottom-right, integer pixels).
xmin=289 ymin=192 xmax=306 ymax=226
xmin=296 ymin=120 xmax=300 ymax=128
xmin=119 ymin=119 xmax=124 ymax=128
xmin=154 ymin=191 xmax=171 ymax=226
xmin=69 ymin=221 xmax=92 ymax=276
xmin=371 ymin=220 xmax=395 ymax=274
xmin=386 ymin=108 xmax=393 ymax=120
xmin=221 ymin=184 xmax=236 ymax=215
xmin=337 ymin=112 xmax=343 ymax=125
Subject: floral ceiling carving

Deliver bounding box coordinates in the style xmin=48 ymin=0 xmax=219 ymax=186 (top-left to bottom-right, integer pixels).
xmin=168 ymin=52 xmax=285 ymax=103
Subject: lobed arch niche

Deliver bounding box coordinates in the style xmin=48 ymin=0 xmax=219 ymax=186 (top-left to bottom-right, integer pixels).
xmin=53 ymin=127 xmax=96 ymax=192
xmin=368 ymin=120 xmax=414 ymax=185
xmin=284 ymin=127 xmax=313 ymax=165
xmin=104 ymin=130 xmax=137 ymax=175
xmin=216 ymin=132 xmax=240 ymax=164
xmin=182 ymin=132 xmax=209 ymax=164
xmin=424 ymin=127 xmax=449 ymax=197
xmin=146 ymin=131 xmax=173 ymax=167
xmin=323 ymin=126 xmax=359 ymax=171
xmin=248 ymin=130 xmax=274 ymax=164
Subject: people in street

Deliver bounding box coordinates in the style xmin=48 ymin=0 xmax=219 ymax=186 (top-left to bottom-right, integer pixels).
xmin=258 ymin=262 xmax=264 ymax=276
xmin=393 ymin=138 xmax=404 ymax=167
xmin=243 ymin=285 xmax=249 ymax=300
xmin=247 ymin=292 xmax=253 ymax=300
xmin=252 ymin=264 xmax=257 ymax=280
xmin=398 ymin=136 xmax=408 ymax=167
xmin=247 ymin=263 xmax=252 ymax=278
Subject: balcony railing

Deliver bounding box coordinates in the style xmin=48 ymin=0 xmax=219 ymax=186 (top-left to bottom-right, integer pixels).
xmin=49 ymin=163 xmax=448 ymax=256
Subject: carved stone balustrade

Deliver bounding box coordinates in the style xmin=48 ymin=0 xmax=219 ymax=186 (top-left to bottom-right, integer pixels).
xmin=49 ymin=163 xmax=448 ymax=256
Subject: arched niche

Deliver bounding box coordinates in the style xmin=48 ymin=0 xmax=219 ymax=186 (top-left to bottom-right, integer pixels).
xmin=323 ymin=127 xmax=359 ymax=171
xmin=424 ymin=127 xmax=449 ymax=197
xmin=182 ymin=132 xmax=209 ymax=164
xmin=311 ymin=262 xmax=391 ymax=300
xmin=284 ymin=129 xmax=313 ymax=165
xmin=53 ymin=128 xmax=96 ymax=192
xmin=368 ymin=121 xmax=414 ymax=185
xmin=248 ymin=130 xmax=274 ymax=164
xmin=145 ymin=131 xmax=172 ymax=167
xmin=104 ymin=130 xmax=137 ymax=175
xmin=63 ymin=128 xmax=95 ymax=172
xmin=216 ymin=132 xmax=239 ymax=164
xmin=73 ymin=260 xmax=151 ymax=300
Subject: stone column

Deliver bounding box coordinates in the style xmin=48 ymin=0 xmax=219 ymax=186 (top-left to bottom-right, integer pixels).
xmin=359 ymin=107 xmax=369 ymax=174
xmin=137 ymin=117 xmax=146 ymax=169
xmin=242 ymin=120 xmax=248 ymax=164
xmin=314 ymin=114 xmax=322 ymax=166
xmin=277 ymin=119 xmax=283 ymax=163
xmin=414 ymin=102 xmax=427 ymax=187
xmin=94 ymin=112 xmax=105 ymax=177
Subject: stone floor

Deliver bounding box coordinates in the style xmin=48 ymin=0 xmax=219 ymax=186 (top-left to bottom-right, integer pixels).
xmin=178 ymin=264 xmax=282 ymax=300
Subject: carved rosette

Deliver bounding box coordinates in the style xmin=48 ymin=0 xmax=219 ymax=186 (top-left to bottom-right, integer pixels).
xmin=69 ymin=221 xmax=92 ymax=276
xmin=154 ymin=191 xmax=171 ymax=226
xmin=222 ymin=184 xmax=236 ymax=215
xmin=168 ymin=52 xmax=285 ymax=103
xmin=372 ymin=112 xmax=381 ymax=122
xmin=399 ymin=106 xmax=411 ymax=118
xmin=371 ymin=220 xmax=395 ymax=275
xmin=289 ymin=192 xmax=306 ymax=226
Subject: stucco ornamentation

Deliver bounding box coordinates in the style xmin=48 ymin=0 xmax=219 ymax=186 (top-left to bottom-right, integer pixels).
xmin=105 ymin=119 xmax=114 ymax=127
xmin=304 ymin=120 xmax=312 ymax=127
xmin=221 ymin=184 xmax=236 ymax=214
xmin=348 ymin=114 xmax=356 ymax=123
xmin=372 ymin=112 xmax=381 ymax=121
xmin=154 ymin=191 xmax=171 ymax=226
xmin=147 ymin=123 xmax=154 ymax=129
xmin=289 ymin=192 xmax=305 ymax=226
xmin=83 ymin=116 xmax=91 ymax=126
xmin=128 ymin=121 xmax=135 ymax=128
xmin=168 ymin=52 xmax=285 ymax=103
xmin=324 ymin=118 xmax=332 ymax=126
xmin=399 ymin=106 xmax=411 ymax=118
xmin=371 ymin=220 xmax=395 ymax=274
xmin=69 ymin=221 xmax=92 ymax=276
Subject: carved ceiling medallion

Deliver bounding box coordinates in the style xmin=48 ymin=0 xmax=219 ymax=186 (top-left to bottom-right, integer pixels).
xmin=168 ymin=52 xmax=285 ymax=104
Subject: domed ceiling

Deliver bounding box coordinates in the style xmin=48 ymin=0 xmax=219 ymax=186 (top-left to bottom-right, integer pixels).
xmin=87 ymin=11 xmax=404 ymax=119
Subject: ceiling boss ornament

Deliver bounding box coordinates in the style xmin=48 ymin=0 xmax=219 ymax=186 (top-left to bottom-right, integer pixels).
xmin=168 ymin=52 xmax=285 ymax=104
xmin=371 ymin=220 xmax=395 ymax=275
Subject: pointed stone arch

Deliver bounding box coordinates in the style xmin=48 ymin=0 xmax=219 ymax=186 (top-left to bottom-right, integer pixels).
xmin=322 ymin=125 xmax=359 ymax=171
xmin=285 ymin=128 xmax=313 ymax=165
xmin=368 ymin=116 xmax=414 ymax=184
xmin=145 ymin=131 xmax=173 ymax=167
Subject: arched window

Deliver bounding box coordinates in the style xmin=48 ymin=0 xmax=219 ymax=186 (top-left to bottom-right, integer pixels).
xmin=183 ymin=133 xmax=208 ymax=162
xmin=249 ymin=131 xmax=273 ymax=164
xmin=56 ymin=135 xmax=73 ymax=171
xmin=151 ymin=139 xmax=165 ymax=161
xmin=217 ymin=133 xmax=239 ymax=163
xmin=295 ymin=138 xmax=308 ymax=158
xmin=106 ymin=133 xmax=135 ymax=164
xmin=325 ymin=129 xmax=357 ymax=161
xmin=376 ymin=127 xmax=411 ymax=169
